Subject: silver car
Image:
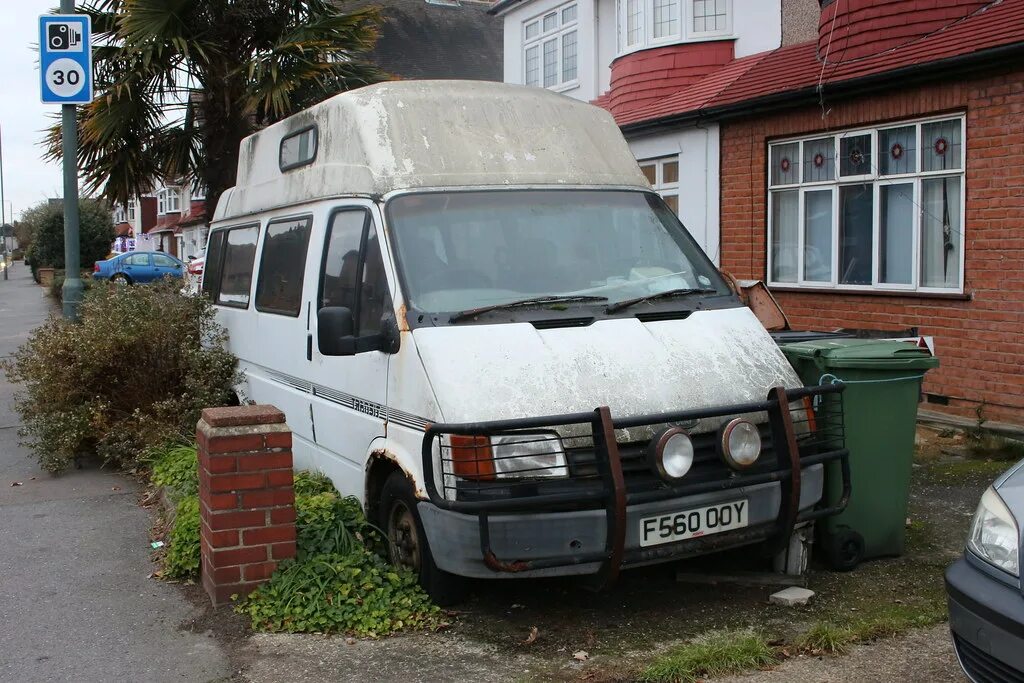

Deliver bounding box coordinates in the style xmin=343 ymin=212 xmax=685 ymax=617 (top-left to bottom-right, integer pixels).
xmin=946 ymin=460 xmax=1024 ymax=681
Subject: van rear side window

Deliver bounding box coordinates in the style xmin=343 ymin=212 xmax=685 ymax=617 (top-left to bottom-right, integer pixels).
xmin=280 ymin=126 xmax=318 ymax=171
xmin=213 ymin=225 xmax=260 ymax=308
xmin=255 ymin=216 xmax=313 ymax=316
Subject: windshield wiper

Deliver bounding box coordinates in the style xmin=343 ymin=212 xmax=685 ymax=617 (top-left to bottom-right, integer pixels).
xmin=605 ymin=287 xmax=717 ymax=313
xmin=450 ymin=295 xmax=608 ymax=322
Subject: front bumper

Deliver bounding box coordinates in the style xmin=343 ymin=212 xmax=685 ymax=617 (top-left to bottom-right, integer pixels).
xmin=946 ymin=556 xmax=1024 ymax=681
xmin=421 ymin=384 xmax=849 ymax=583
xmin=421 ymin=463 xmax=824 ymax=578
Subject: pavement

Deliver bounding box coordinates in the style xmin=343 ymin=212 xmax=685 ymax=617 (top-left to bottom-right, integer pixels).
xmin=0 ymin=264 xmax=232 ymax=683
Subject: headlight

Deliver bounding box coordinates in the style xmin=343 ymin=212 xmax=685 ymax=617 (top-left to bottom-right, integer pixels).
xmin=491 ymin=432 xmax=568 ymax=478
xmin=448 ymin=432 xmax=567 ymax=480
xmin=647 ymin=428 xmax=695 ymax=484
xmin=968 ymin=486 xmax=1019 ymax=576
xmin=720 ymin=418 xmax=762 ymax=469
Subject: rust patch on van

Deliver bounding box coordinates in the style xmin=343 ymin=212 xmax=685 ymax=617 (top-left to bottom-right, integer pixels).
xmin=367 ymin=449 xmax=425 ymax=498
xmin=483 ymin=551 xmax=532 ymax=573
xmin=397 ymin=303 xmax=410 ymax=332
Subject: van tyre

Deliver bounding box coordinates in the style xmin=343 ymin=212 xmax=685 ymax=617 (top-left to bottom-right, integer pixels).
xmin=112 ymin=273 xmax=130 ymax=285
xmin=379 ymin=471 xmax=468 ymax=606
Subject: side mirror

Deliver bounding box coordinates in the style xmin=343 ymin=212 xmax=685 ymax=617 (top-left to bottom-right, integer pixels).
xmin=318 ymin=306 xmax=356 ymax=356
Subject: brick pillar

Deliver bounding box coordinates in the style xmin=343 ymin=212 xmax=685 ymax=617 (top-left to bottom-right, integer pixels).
xmin=197 ymin=405 xmax=296 ymax=605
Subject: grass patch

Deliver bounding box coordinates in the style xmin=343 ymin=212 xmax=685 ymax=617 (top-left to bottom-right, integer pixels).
xmin=796 ymin=622 xmax=855 ymax=655
xmin=639 ymin=630 xmax=776 ymax=683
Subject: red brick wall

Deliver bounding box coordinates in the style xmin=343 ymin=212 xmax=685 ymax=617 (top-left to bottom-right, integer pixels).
xmin=719 ymin=69 xmax=1024 ymax=424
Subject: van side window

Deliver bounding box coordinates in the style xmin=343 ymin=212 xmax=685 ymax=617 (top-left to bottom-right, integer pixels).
xmin=217 ymin=225 xmax=260 ymax=308
xmin=202 ymin=230 xmax=226 ymax=298
xmin=319 ymin=210 xmax=393 ymax=342
xmin=126 ymin=253 xmax=150 ymax=266
xmin=255 ymin=216 xmax=313 ymax=316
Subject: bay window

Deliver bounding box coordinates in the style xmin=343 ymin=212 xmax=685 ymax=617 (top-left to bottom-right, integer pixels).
xmin=523 ymin=3 xmax=578 ymax=90
xmin=767 ymin=115 xmax=965 ymax=293
xmin=619 ymin=0 xmax=731 ymax=54
xmin=157 ymin=187 xmax=181 ymax=215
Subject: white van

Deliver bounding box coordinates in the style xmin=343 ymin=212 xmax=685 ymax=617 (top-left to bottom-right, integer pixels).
xmin=204 ymin=81 xmax=849 ymax=603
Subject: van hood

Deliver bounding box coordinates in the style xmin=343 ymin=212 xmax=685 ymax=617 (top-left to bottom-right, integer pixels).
xmin=413 ymin=306 xmax=801 ymax=436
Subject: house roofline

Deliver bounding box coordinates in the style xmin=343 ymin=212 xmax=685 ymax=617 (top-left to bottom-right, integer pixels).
xmin=620 ymin=40 xmax=1024 ymax=136
xmin=488 ymin=0 xmax=529 ymax=15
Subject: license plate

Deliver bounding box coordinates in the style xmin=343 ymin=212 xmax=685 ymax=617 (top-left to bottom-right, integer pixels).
xmin=639 ymin=500 xmax=748 ymax=547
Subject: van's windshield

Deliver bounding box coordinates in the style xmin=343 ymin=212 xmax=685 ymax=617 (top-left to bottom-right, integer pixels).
xmin=386 ymin=190 xmax=730 ymax=315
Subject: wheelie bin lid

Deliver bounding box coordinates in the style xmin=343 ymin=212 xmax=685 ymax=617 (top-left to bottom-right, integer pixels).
xmin=779 ymin=338 xmax=939 ymax=370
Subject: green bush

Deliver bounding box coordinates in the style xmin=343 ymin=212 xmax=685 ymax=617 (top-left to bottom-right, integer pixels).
xmin=19 ymin=199 xmax=114 ymax=270
xmin=149 ymin=444 xmax=199 ymax=498
xmin=238 ymin=551 xmax=439 ymax=636
xmin=164 ymin=496 xmax=201 ymax=580
xmin=2 ymin=280 xmax=237 ymax=473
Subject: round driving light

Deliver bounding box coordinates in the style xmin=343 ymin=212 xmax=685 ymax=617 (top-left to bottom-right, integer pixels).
xmin=720 ymin=418 xmax=762 ymax=469
xmin=647 ymin=428 xmax=694 ymax=483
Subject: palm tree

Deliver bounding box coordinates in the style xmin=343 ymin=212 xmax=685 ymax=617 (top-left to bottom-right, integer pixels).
xmin=44 ymin=0 xmax=386 ymax=213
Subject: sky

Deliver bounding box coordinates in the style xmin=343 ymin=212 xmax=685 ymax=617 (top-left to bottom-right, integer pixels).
xmin=1 ymin=1 xmax=74 ymax=223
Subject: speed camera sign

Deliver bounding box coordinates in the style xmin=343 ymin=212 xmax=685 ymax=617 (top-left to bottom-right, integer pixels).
xmin=39 ymin=15 xmax=92 ymax=104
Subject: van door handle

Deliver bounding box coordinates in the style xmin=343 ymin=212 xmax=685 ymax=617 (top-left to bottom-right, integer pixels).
xmin=306 ymin=334 xmax=313 ymax=361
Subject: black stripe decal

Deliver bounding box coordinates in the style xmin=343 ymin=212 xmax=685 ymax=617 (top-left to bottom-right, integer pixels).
xmin=261 ymin=368 xmax=430 ymax=431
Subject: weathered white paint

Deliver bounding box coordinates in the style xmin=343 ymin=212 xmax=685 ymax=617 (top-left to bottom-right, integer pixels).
xmin=215 ymin=80 xmax=648 ymax=222
xmin=627 ymin=124 xmax=721 ymax=263
xmin=413 ymin=306 xmax=801 ymax=436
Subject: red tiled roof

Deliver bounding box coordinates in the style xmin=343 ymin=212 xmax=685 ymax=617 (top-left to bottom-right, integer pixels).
xmin=178 ymin=200 xmax=208 ymax=227
xmin=114 ymin=221 xmax=132 ymax=237
xmin=146 ymin=213 xmax=182 ymax=235
xmin=614 ymin=0 xmax=1024 ymax=128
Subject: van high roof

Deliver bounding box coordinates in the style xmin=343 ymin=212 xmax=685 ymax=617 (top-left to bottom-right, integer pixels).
xmin=213 ymin=80 xmax=649 ymax=222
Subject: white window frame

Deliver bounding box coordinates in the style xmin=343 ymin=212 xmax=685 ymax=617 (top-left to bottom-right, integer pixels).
xmin=617 ymin=0 xmax=732 ymax=55
xmin=522 ymin=2 xmax=579 ymax=91
xmin=638 ymin=156 xmax=680 ymax=213
xmin=766 ymin=113 xmax=966 ymax=295
xmin=158 ymin=187 xmax=181 ymax=215
xmin=166 ymin=187 xmax=180 ymax=213
xmin=127 ymin=200 xmax=136 ymax=221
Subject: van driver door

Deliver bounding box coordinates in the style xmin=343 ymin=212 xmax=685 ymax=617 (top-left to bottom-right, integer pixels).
xmin=309 ymin=204 xmax=392 ymax=498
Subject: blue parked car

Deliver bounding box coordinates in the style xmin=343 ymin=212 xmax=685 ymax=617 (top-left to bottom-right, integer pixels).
xmin=93 ymin=251 xmax=186 ymax=284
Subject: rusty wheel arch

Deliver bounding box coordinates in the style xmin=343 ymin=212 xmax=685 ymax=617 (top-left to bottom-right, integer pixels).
xmin=365 ymin=450 xmax=413 ymax=525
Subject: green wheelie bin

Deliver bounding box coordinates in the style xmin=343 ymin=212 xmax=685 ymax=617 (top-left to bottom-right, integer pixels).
xmin=780 ymin=339 xmax=939 ymax=570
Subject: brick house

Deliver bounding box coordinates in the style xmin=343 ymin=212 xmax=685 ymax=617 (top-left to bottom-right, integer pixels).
xmin=495 ymin=0 xmax=1024 ymax=426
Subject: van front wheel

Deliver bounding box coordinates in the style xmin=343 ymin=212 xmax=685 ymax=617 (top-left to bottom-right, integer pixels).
xmin=379 ymin=471 xmax=467 ymax=606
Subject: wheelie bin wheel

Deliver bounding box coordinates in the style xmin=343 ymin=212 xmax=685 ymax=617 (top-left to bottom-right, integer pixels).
xmin=825 ymin=528 xmax=865 ymax=571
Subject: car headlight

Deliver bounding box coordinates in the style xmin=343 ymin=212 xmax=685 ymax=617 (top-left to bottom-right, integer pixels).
xmin=719 ymin=418 xmax=762 ymax=469
xmin=448 ymin=432 xmax=568 ymax=480
xmin=491 ymin=432 xmax=568 ymax=478
xmin=647 ymin=427 xmax=695 ymax=484
xmin=968 ymin=486 xmax=1019 ymax=577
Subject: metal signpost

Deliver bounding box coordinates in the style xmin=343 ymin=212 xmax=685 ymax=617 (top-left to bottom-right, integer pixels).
xmin=39 ymin=4 xmax=92 ymax=320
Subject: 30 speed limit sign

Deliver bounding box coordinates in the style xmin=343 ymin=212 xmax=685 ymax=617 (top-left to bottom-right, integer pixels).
xmin=39 ymin=14 xmax=92 ymax=104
